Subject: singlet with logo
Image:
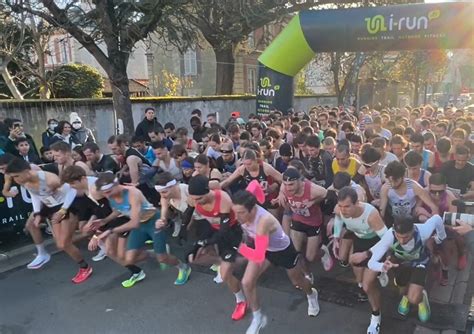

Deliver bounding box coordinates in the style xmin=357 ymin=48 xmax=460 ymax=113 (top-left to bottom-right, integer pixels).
xmin=390 ymin=226 xmax=430 ymax=267
xmin=240 ymin=205 xmax=290 ymax=252
xmin=195 ymin=190 xmax=237 ymax=230
xmin=339 ymin=203 xmax=378 ymax=239
xmin=284 ymin=180 xmax=323 ymax=227
xmin=387 ymin=178 xmax=416 ymax=218
xmin=27 ymin=171 xmax=66 ymax=208
xmin=108 ymin=189 xmax=156 ymax=222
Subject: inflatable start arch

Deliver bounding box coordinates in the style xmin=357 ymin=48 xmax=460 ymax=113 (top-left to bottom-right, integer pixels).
xmin=256 ymin=2 xmax=474 ymax=115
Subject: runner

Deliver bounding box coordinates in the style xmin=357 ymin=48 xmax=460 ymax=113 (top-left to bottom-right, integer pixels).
xmin=94 ymin=173 xmax=191 ymax=286
xmin=186 ymin=175 xmax=247 ymax=321
xmin=50 ymin=141 xmax=92 ymax=176
xmin=5 ymin=158 xmax=93 ymax=283
xmin=360 ymin=147 xmax=386 ymax=207
xmin=232 ymin=190 xmax=320 ymax=334
xmin=368 ymin=215 xmax=447 ymax=323
xmin=278 ymin=168 xmax=331 ymax=283
xmin=332 ymin=187 xmax=388 ymax=334
xmin=379 ymin=161 xmax=438 ymax=224
xmin=221 ymin=149 xmax=282 ymax=215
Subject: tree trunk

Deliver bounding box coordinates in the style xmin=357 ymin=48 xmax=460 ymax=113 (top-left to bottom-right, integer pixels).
xmin=214 ymin=46 xmax=235 ymax=95
xmin=0 ymin=67 xmax=23 ymax=100
xmin=330 ymin=53 xmax=343 ymax=105
xmin=110 ymin=69 xmax=134 ymax=136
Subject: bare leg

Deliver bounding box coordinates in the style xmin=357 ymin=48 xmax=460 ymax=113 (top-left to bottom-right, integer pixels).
xmin=220 ymin=261 xmax=240 ymax=294
xmin=242 ymin=260 xmax=271 ymax=312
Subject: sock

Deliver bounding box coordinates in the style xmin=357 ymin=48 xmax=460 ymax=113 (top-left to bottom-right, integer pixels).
xmin=98 ymin=240 xmax=106 ymax=250
xmin=126 ymin=265 xmax=142 ymax=274
xmin=372 ymin=310 xmax=380 ymax=316
xmin=176 ymin=261 xmax=187 ymax=271
xmin=358 ymin=282 xmax=363 ymax=288
xmin=234 ymin=290 xmax=246 ymax=303
xmin=78 ymin=259 xmax=88 ymax=269
xmin=36 ymin=243 xmax=47 ymax=257
xmin=307 ymin=289 xmax=317 ymax=299
xmin=253 ymin=309 xmax=262 ymax=320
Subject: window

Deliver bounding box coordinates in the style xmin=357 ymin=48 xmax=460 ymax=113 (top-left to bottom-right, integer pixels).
xmin=247 ymin=67 xmax=256 ymax=93
xmin=183 ymin=49 xmax=197 ymax=76
xmin=248 ymin=31 xmax=255 ymax=49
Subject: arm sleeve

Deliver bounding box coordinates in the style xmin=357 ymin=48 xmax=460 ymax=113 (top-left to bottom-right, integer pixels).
xmin=368 ymin=230 xmax=394 ymax=272
xmin=181 ymin=206 xmax=195 ymax=227
xmin=418 ymin=215 xmax=446 ymax=244
xmin=333 ymin=215 xmax=344 ymax=239
xmin=238 ymin=235 xmax=269 ymax=263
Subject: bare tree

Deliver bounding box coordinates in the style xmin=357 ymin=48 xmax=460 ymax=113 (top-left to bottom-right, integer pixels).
xmin=8 ymin=0 xmax=193 ymax=135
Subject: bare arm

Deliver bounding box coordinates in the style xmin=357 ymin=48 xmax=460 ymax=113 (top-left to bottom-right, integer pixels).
xmin=263 ymin=162 xmax=283 ymax=184
xmin=126 ymin=155 xmax=142 ymax=185
xmin=110 ymin=188 xmax=143 ymax=233
xmin=379 ymin=184 xmax=389 ymax=218
xmin=220 ymin=165 xmax=244 ymax=189
xmin=413 ymin=182 xmax=438 ymax=215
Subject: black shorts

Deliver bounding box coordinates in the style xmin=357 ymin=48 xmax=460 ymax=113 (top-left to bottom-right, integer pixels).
xmin=94 ymin=198 xmax=113 ymax=219
xmin=290 ymin=220 xmax=321 ymax=237
xmin=38 ymin=204 xmax=63 ymax=219
xmin=216 ymin=224 xmax=243 ymax=263
xmin=352 ymin=236 xmax=380 ymax=267
xmin=393 ymin=265 xmax=427 ymax=287
xmin=266 ymin=242 xmax=300 ymax=269
xmin=69 ymin=195 xmax=99 ymax=222
xmin=102 ymin=216 xmax=131 ymax=238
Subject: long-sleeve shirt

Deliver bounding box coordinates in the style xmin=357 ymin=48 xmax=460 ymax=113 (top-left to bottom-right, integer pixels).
xmin=368 ymin=215 xmax=446 ymax=272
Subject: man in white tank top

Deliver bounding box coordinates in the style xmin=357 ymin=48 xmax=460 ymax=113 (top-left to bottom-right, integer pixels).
xmin=333 ymin=187 xmax=388 ymax=334
xmin=232 ymin=190 xmax=320 ymax=334
xmin=5 ymin=158 xmax=74 ymax=272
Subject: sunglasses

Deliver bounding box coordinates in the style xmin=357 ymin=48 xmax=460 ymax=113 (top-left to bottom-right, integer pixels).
xmin=429 ymin=189 xmax=445 ymax=195
xmin=363 ymin=161 xmax=378 ymax=168
xmin=220 ymin=150 xmax=234 ymax=154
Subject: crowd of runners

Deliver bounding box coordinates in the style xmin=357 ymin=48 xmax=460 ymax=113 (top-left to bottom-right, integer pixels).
xmin=1 ymin=104 xmax=474 ymax=334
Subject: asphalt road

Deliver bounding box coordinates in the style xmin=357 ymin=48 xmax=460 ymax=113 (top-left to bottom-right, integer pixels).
xmin=0 ymin=246 xmax=402 ymax=334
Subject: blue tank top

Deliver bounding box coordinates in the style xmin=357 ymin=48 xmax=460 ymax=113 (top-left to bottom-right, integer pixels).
xmin=108 ymin=189 xmax=155 ymax=217
xmin=421 ymin=150 xmax=430 ymax=170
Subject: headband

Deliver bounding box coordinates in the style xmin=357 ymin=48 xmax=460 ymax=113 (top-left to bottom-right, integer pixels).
xmin=182 ymin=160 xmax=193 ymax=169
xmin=100 ymin=178 xmax=118 ymax=191
xmin=155 ymin=179 xmax=177 ymax=191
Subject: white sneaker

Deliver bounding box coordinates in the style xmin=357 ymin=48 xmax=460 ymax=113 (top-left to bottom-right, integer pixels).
xmin=213 ymin=271 xmax=223 ymax=284
xmin=367 ymin=314 xmax=381 ymax=334
xmin=27 ymin=253 xmax=51 ymax=269
xmin=172 ymin=220 xmax=182 ymax=238
xmin=307 ymin=288 xmax=320 ymax=317
xmin=320 ymin=244 xmax=334 ymax=271
xmin=377 ymin=272 xmax=389 ymax=288
xmin=92 ymin=248 xmax=107 ymax=262
xmin=304 ymin=273 xmax=314 ymax=285
xmin=246 ymin=314 xmax=268 ymax=334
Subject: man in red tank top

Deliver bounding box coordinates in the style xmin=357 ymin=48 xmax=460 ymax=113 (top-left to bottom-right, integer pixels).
xmin=187 ymin=175 xmax=247 ymax=321
xmin=278 ymin=168 xmax=333 ymax=282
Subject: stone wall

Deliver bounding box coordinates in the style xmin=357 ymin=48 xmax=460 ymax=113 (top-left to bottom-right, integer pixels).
xmin=0 ymin=95 xmax=336 ymax=151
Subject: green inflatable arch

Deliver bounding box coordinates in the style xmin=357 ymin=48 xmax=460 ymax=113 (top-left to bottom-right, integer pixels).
xmin=256 ymin=2 xmax=474 ymax=115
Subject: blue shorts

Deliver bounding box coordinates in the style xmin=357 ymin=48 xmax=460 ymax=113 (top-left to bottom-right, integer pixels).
xmin=127 ymin=214 xmax=167 ymax=254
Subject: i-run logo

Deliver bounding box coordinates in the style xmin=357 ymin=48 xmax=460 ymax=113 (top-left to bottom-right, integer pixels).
xmin=258 ymin=77 xmax=280 ymax=97
xmin=365 ymin=9 xmax=440 ymax=35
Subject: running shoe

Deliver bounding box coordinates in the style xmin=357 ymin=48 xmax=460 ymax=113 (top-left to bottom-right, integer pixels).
xmin=440 ymin=269 xmax=449 ymax=286
xmin=307 ymin=288 xmax=320 ymax=317
xmin=122 ymin=270 xmax=146 ymax=288
xmin=232 ymin=302 xmax=247 ymax=321
xmin=458 ymin=254 xmax=467 ymax=271
xmin=398 ymin=295 xmax=409 ymax=316
xmin=27 ymin=254 xmax=51 ymax=270
xmin=305 ymin=273 xmax=314 ymax=285
xmin=367 ymin=314 xmax=381 ymax=334
xmin=174 ymin=265 xmax=191 ymax=285
xmin=145 ymin=239 xmax=154 ymax=245
xmin=357 ymin=288 xmax=369 ymax=302
xmin=213 ymin=271 xmax=223 ymax=284
xmin=339 ymin=260 xmax=349 ymax=268
xmin=377 ymin=272 xmax=389 ymax=288
xmin=418 ymin=290 xmax=431 ymax=323
xmin=246 ymin=314 xmax=267 ymax=334
xmin=320 ymin=244 xmax=334 ymax=271
xmin=210 ymin=264 xmax=219 ymax=272
xmin=92 ymin=248 xmax=107 ymax=262
xmin=72 ymin=266 xmax=93 ymax=284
